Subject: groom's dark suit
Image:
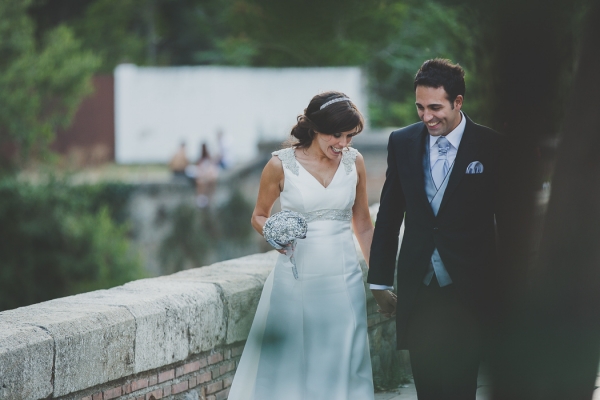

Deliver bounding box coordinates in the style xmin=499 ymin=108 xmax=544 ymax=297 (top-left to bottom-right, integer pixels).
xmin=368 ymin=114 xmax=506 ymax=398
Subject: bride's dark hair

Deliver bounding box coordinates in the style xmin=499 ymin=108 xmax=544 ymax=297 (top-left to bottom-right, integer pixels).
xmin=290 ymin=91 xmax=364 ymax=149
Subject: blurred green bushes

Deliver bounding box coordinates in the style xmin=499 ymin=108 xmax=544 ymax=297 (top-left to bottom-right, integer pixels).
xmin=0 ymin=177 xmax=144 ymax=311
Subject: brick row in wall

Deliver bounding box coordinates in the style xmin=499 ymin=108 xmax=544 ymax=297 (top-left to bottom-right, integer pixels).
xmin=75 ymin=344 xmax=245 ymax=400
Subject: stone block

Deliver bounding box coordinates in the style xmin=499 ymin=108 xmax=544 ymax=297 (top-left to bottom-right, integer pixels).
xmin=57 ymin=279 xmax=225 ymax=373
xmin=0 ymin=301 xmax=135 ymax=397
xmin=0 ymin=323 xmax=54 ymax=400
xmin=123 ymin=279 xmax=226 ymax=368
xmin=162 ymin=252 xmax=277 ymax=344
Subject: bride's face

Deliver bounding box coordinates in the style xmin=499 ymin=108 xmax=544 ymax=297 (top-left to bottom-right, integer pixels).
xmin=314 ymin=128 xmax=357 ymax=160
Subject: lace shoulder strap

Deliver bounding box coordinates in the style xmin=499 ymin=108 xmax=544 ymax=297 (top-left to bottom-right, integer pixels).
xmin=341 ymin=147 xmax=359 ymax=175
xmin=272 ymin=147 xmax=299 ymax=176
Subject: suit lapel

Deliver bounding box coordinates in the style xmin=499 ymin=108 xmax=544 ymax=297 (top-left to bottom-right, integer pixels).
xmin=407 ymin=125 xmax=434 ymax=217
xmin=438 ymin=116 xmax=481 ymax=214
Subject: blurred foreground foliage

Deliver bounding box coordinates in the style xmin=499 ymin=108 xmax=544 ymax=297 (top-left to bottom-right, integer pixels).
xmin=0 ymin=0 xmax=99 ymax=166
xmin=0 ymin=177 xmax=144 ymax=311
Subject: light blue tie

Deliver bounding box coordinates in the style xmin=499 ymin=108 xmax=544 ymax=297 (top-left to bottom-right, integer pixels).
xmin=431 ymin=136 xmax=450 ymax=189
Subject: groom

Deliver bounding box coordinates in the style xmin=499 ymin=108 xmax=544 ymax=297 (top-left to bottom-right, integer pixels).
xmin=368 ymin=59 xmax=507 ymax=399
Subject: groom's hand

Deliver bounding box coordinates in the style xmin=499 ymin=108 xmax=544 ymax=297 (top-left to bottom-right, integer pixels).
xmin=371 ymin=290 xmax=397 ymax=318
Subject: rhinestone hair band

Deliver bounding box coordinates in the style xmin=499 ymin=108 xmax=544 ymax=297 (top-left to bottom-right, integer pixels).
xmin=319 ymin=97 xmax=350 ymax=110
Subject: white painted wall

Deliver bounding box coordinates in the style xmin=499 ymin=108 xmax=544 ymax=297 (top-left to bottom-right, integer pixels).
xmin=114 ymin=64 xmax=367 ymax=164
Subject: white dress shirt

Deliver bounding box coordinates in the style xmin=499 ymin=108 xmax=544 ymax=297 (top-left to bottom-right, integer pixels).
xmin=370 ymin=112 xmax=466 ymax=291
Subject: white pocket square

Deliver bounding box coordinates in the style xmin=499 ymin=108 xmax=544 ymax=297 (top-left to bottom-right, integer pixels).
xmin=466 ymin=161 xmax=484 ymax=174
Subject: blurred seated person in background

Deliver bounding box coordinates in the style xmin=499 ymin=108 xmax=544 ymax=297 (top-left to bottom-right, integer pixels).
xmin=195 ymin=142 xmax=219 ymax=208
xmin=168 ymin=141 xmax=189 ymax=182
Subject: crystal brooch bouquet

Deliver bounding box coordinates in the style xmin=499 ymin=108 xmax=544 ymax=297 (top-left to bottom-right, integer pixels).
xmin=263 ymin=210 xmax=308 ymax=279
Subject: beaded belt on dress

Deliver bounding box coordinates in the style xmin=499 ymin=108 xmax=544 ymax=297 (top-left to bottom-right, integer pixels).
xmin=299 ymin=209 xmax=352 ymax=223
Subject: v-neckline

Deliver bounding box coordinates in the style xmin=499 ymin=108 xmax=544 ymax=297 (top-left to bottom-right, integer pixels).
xmin=293 ymin=149 xmax=343 ymax=189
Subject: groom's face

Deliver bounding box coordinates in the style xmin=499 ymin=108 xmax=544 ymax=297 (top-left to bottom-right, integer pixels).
xmin=415 ymin=85 xmax=463 ymax=137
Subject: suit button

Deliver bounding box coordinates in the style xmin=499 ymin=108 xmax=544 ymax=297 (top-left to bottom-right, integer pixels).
xmin=433 ymin=227 xmax=439 ymax=232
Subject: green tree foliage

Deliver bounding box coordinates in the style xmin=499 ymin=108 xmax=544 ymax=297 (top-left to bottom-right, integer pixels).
xmin=218 ymin=0 xmax=481 ymax=126
xmin=366 ymin=1 xmax=479 ymax=127
xmin=69 ymin=0 xmax=154 ymax=70
xmin=29 ymin=0 xmax=233 ymax=71
xmin=28 ymin=0 xmax=478 ymax=127
xmin=217 ymin=0 xmax=406 ymax=67
xmin=0 ymin=177 xmax=144 ymax=311
xmin=0 ymin=1 xmax=99 ymax=165
xmin=157 ymin=0 xmax=235 ymax=66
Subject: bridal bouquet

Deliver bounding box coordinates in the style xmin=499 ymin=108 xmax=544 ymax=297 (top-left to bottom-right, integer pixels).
xmin=263 ymin=210 xmax=307 ymax=279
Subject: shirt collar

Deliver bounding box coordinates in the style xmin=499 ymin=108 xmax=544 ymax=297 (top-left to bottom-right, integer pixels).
xmin=429 ymin=111 xmax=466 ymax=149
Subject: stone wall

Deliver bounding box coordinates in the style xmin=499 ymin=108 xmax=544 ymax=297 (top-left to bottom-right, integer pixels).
xmin=0 ymin=245 xmax=408 ymax=400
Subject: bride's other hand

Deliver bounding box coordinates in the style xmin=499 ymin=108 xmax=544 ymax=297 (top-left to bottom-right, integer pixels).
xmin=276 ymin=244 xmax=292 ymax=255
xmin=371 ymin=289 xmax=397 ymax=318
xmin=351 ymin=153 xmax=375 ymax=266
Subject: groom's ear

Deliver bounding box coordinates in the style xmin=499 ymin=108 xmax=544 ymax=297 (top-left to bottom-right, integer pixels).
xmin=453 ymin=95 xmax=464 ymax=110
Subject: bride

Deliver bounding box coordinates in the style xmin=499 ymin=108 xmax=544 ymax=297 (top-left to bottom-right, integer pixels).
xmin=228 ymin=91 xmax=375 ymax=400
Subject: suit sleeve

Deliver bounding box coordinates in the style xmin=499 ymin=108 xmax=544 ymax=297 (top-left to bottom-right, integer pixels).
xmin=367 ymin=133 xmax=406 ymax=287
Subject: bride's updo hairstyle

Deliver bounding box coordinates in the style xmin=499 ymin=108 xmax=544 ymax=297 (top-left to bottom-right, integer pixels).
xmin=290 ymin=91 xmax=364 ymax=149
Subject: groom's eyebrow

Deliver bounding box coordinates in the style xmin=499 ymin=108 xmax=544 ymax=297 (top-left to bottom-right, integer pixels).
xmin=415 ymin=102 xmax=443 ymax=108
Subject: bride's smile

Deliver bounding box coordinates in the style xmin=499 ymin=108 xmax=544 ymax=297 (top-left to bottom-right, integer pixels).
xmin=314 ymin=128 xmax=357 ymax=160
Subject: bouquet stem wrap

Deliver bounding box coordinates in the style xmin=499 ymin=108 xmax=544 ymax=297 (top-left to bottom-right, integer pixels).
xmin=289 ymin=240 xmax=298 ymax=280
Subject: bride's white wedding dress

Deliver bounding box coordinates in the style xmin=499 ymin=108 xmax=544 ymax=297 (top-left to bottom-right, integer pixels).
xmin=228 ymin=147 xmax=374 ymax=400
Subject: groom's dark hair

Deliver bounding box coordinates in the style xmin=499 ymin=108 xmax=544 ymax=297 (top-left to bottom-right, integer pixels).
xmin=414 ymin=59 xmax=465 ymax=105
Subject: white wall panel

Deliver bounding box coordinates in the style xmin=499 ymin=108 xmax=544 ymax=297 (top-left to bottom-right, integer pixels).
xmin=115 ymin=65 xmax=367 ymax=164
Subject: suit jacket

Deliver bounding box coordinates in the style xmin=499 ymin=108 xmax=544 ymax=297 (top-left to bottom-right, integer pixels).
xmin=368 ymin=114 xmax=506 ymax=348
